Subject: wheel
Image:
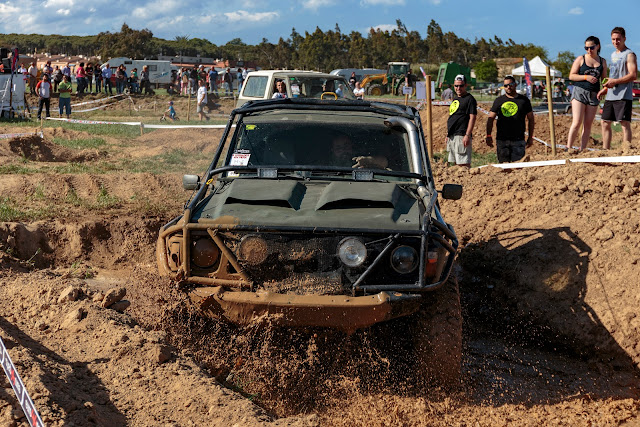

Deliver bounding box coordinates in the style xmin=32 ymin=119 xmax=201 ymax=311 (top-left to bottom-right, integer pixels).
xmin=368 ymin=84 xmax=383 ymax=97
xmin=410 ymin=277 xmax=462 ymax=388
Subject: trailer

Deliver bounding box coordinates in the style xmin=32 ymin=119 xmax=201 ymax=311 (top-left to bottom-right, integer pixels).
xmin=101 ymin=57 xmax=177 ymax=86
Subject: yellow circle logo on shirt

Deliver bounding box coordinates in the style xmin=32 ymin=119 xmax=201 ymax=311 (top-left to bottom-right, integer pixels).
xmin=501 ymin=101 xmax=518 ymax=117
xmin=449 ymin=100 xmax=460 ymax=115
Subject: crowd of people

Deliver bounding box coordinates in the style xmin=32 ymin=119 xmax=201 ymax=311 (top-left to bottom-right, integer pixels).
xmin=174 ymin=65 xmax=246 ymax=97
xmin=442 ymin=26 xmax=636 ymax=167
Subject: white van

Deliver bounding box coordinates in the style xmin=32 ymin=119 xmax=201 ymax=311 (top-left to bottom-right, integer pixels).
xmin=102 ymin=57 xmax=178 ymax=86
xmin=236 ymin=70 xmax=355 ymax=108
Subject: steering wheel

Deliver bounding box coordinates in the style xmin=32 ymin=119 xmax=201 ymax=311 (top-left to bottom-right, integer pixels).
xmin=321 ymin=92 xmax=338 ymax=100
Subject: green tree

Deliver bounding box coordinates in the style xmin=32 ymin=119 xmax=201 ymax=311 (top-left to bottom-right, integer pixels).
xmin=474 ymin=60 xmax=498 ymax=81
xmin=553 ymin=50 xmax=576 ymax=79
xmin=96 ymin=23 xmax=154 ymax=59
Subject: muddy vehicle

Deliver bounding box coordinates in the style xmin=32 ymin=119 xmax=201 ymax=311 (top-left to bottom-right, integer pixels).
xmin=157 ymin=98 xmax=463 ymax=385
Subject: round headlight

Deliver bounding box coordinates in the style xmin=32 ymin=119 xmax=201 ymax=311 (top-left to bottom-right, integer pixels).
xmin=238 ymin=235 xmax=268 ymax=265
xmin=191 ymin=238 xmax=219 ymax=268
xmin=338 ymin=237 xmax=367 ymax=267
xmin=390 ymin=245 xmax=418 ymax=274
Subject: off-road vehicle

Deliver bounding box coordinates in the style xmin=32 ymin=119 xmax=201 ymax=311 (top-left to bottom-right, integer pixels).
xmin=157 ymin=98 xmax=463 ymax=385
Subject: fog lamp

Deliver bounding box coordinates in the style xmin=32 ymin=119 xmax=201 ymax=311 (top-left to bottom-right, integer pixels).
xmin=390 ymin=245 xmax=418 ymax=274
xmin=338 ymin=237 xmax=367 ymax=267
xmin=191 ymin=238 xmax=219 ymax=268
xmin=238 ymin=235 xmax=268 ymax=265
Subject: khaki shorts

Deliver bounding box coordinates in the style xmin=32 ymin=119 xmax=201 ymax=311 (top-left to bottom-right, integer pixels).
xmin=446 ymin=135 xmax=472 ymax=165
xmin=197 ymin=103 xmax=205 ymax=113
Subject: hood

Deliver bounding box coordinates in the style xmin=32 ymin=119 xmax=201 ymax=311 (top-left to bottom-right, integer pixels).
xmin=192 ymin=178 xmax=420 ymax=230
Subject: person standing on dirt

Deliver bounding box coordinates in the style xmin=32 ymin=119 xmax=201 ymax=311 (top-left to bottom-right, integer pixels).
xmin=28 ymin=62 xmax=37 ymax=95
xmin=567 ymin=36 xmax=606 ymax=152
xmin=141 ymin=65 xmax=151 ymax=95
xmin=75 ymin=62 xmax=87 ymax=95
xmin=441 ymin=84 xmax=454 ymax=101
xmin=52 ymin=66 xmax=63 ymax=93
xmin=486 ymin=75 xmax=534 ymax=163
xmin=597 ymin=27 xmax=637 ymax=149
xmin=85 ymin=63 xmax=94 ymax=93
xmin=208 ymin=67 xmax=218 ymax=96
xmin=189 ymin=67 xmax=198 ymax=95
xmin=58 ymin=75 xmax=72 ymax=119
xmin=197 ymin=79 xmax=209 ymax=121
xmin=445 ymin=75 xmax=477 ymax=168
xmin=115 ymin=65 xmax=126 ymax=94
xmin=223 ymin=68 xmax=233 ymax=96
xmin=102 ymin=64 xmax=113 ymax=95
xmin=35 ymin=74 xmax=52 ymax=120
xmin=94 ymin=67 xmax=102 ymax=93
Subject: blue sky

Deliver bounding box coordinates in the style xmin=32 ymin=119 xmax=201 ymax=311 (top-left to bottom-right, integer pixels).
xmin=1 ymin=0 xmax=639 ymax=62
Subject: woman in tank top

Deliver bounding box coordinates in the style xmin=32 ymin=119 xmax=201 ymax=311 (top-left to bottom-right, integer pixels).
xmin=567 ymin=35 xmax=607 ymax=151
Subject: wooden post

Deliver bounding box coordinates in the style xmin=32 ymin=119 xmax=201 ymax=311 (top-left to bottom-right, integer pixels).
xmin=545 ymin=66 xmax=556 ymax=155
xmin=140 ymin=123 xmax=144 ymax=136
xmin=187 ymin=93 xmax=191 ymax=121
xmin=154 ymin=101 xmax=157 ymax=113
xmin=425 ymin=75 xmax=433 ymax=159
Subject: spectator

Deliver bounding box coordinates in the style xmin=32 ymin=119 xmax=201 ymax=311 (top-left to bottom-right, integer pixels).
xmin=58 ymin=75 xmax=72 ymax=119
xmin=130 ymin=68 xmax=139 ymax=93
xmin=198 ymin=65 xmax=207 ymax=84
xmin=242 ymin=67 xmax=248 ymax=82
xmin=28 ymin=62 xmax=37 ymax=95
xmin=95 ymin=66 xmax=102 ymax=93
xmin=181 ymin=68 xmax=189 ymax=95
xmin=62 ymin=62 xmax=71 ymax=78
xmin=567 ymin=36 xmax=606 ymax=152
xmin=196 ymin=80 xmax=209 ymax=121
xmin=445 ymin=75 xmax=477 ymax=168
xmin=115 ymin=65 xmax=126 ymax=94
xmin=597 ymin=26 xmax=637 ymax=149
xmin=441 ymin=84 xmax=454 ymax=101
xmin=208 ymin=67 xmax=218 ymax=95
xmin=223 ymin=68 xmax=232 ymax=96
xmin=76 ymin=62 xmax=87 ymax=94
xmin=485 ymin=75 xmax=534 ymax=163
xmin=353 ymin=81 xmax=365 ymax=100
xmin=43 ymin=61 xmax=53 ymax=79
xmin=35 ymin=74 xmax=52 ymax=120
xmin=189 ymin=67 xmax=198 ymax=95
xmin=141 ymin=65 xmax=151 ymax=95
xmin=102 ymin=63 xmax=113 ymax=95
xmin=237 ymin=68 xmax=244 ymax=91
xmin=52 ymin=66 xmax=63 ymax=92
xmin=86 ymin=63 xmax=94 ymax=93
xmin=271 ymin=80 xmax=287 ymax=99
xmin=348 ymin=71 xmax=357 ymax=89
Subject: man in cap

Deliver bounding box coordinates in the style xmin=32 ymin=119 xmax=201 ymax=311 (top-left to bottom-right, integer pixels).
xmin=486 ymin=75 xmax=534 ymax=163
xmin=445 ymin=74 xmax=477 ymax=167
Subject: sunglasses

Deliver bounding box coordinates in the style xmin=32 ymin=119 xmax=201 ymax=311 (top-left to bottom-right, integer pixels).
xmin=454 ymin=84 xmax=465 ymax=87
xmin=503 ymin=82 xmax=516 ymax=87
xmin=584 ymin=45 xmax=597 ymax=50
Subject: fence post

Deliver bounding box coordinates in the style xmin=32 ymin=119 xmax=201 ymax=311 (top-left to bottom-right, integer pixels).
xmin=426 ymin=75 xmax=433 ymax=160
xmin=545 ymin=66 xmax=556 ymax=156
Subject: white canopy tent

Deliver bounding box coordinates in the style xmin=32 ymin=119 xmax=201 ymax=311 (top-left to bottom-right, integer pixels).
xmin=511 ymin=56 xmax=562 ymax=78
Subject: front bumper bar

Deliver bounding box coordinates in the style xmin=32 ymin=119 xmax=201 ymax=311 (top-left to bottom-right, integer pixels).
xmin=189 ymin=286 xmax=423 ymax=334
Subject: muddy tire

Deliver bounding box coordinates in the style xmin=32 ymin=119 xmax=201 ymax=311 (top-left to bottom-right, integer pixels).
xmin=368 ymin=84 xmax=384 ymax=97
xmin=410 ymin=277 xmax=462 ymax=388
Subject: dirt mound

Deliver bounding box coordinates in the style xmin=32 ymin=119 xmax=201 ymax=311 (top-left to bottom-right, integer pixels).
xmin=131 ymin=128 xmax=224 ymax=158
xmin=0 ymin=135 xmax=100 ymax=163
xmin=436 ymin=161 xmax=640 ymax=370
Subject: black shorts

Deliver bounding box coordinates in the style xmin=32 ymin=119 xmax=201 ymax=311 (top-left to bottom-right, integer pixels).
xmin=601 ymin=99 xmax=632 ymax=122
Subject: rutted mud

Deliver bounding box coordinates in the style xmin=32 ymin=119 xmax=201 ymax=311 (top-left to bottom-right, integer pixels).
xmin=0 ymin=99 xmax=639 ymax=425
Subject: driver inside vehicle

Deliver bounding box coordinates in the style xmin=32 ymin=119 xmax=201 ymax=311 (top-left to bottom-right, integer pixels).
xmin=331 ymin=134 xmax=388 ymax=169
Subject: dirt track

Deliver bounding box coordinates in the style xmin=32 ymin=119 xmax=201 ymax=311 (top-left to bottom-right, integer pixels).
xmin=0 ymin=97 xmax=639 ymax=425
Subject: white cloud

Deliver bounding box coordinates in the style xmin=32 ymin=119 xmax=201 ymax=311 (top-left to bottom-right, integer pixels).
xmin=224 ymin=10 xmax=279 ymax=23
xmin=302 ymin=0 xmax=336 ymax=10
xmin=429 ymin=0 xmax=442 ymax=4
xmin=132 ymin=0 xmax=180 ymax=19
xmin=361 ymin=0 xmax=404 ymax=5
xmin=56 ymin=8 xmax=71 ymax=15
xmin=44 ymin=0 xmax=75 ymax=9
xmin=568 ymin=7 xmax=583 ymax=15
xmin=368 ymin=24 xmax=397 ymax=33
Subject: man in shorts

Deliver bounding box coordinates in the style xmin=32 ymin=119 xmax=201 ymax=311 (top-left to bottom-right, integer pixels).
xmin=486 ymin=75 xmax=534 ymax=163
xmin=598 ymin=27 xmax=637 ymax=149
xmin=197 ymin=80 xmax=209 ymax=121
xmin=445 ymin=75 xmax=477 ymax=167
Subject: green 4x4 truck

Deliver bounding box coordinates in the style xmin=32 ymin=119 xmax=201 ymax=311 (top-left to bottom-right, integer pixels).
xmin=157 ymin=98 xmax=463 ymax=386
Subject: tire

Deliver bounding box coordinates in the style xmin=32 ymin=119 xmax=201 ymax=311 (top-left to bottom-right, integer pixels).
xmin=410 ymin=277 xmax=462 ymax=388
xmin=368 ymin=84 xmax=384 ymax=97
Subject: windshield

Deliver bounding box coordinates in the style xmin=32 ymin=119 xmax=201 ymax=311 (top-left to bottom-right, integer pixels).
xmin=277 ymin=75 xmax=356 ymax=100
xmin=225 ymin=110 xmax=414 ymax=180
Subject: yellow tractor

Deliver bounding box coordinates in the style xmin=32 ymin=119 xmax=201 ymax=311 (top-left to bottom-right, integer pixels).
xmin=362 ymin=62 xmax=416 ymax=96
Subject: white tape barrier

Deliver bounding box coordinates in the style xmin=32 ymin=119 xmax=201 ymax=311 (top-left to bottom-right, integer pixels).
xmin=142 ymin=124 xmax=228 ymax=129
xmin=73 ymin=97 xmax=131 ymax=113
xmin=46 ymin=117 xmax=233 ymax=129
xmin=489 ymin=159 xmax=568 ymax=169
xmin=70 ymin=94 xmax=124 ymax=108
xmin=480 ymin=155 xmax=640 ymax=170
xmin=0 ymin=132 xmax=43 ymax=140
xmin=0 ymin=336 xmax=44 ymax=427
xmin=569 ymin=155 xmax=640 ymax=163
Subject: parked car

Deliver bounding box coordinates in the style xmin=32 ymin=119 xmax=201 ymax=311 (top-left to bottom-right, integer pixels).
xmin=632 ymin=81 xmax=640 ymax=99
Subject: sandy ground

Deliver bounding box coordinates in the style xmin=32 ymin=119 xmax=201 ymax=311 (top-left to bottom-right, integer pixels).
xmin=0 ymin=97 xmax=639 ymax=426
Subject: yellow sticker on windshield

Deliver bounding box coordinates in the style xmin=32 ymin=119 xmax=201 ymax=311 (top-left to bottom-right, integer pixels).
xmin=449 ymin=100 xmax=460 ymax=115
xmin=246 ymin=125 xmax=256 ymax=130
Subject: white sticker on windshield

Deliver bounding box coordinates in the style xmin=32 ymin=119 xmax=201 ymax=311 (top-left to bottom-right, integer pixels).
xmin=291 ymin=84 xmax=300 ymax=95
xmin=230 ymin=152 xmax=251 ymax=166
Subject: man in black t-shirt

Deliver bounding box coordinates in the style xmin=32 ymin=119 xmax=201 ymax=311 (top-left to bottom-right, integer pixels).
xmin=446 ymin=74 xmax=477 ymax=167
xmin=486 ymin=75 xmax=535 ymax=163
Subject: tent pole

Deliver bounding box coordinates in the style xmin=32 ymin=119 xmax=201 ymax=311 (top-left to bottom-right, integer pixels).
xmin=545 ymin=65 xmax=556 ymax=155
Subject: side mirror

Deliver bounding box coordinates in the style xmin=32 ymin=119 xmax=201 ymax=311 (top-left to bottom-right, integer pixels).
xmin=183 ymin=175 xmax=200 ymax=191
xmin=441 ymin=183 xmax=462 ymax=200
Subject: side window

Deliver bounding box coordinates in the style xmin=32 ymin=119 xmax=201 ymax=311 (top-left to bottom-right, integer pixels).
xmin=149 ymin=65 xmax=158 ymax=72
xmin=243 ymin=76 xmax=268 ymax=97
